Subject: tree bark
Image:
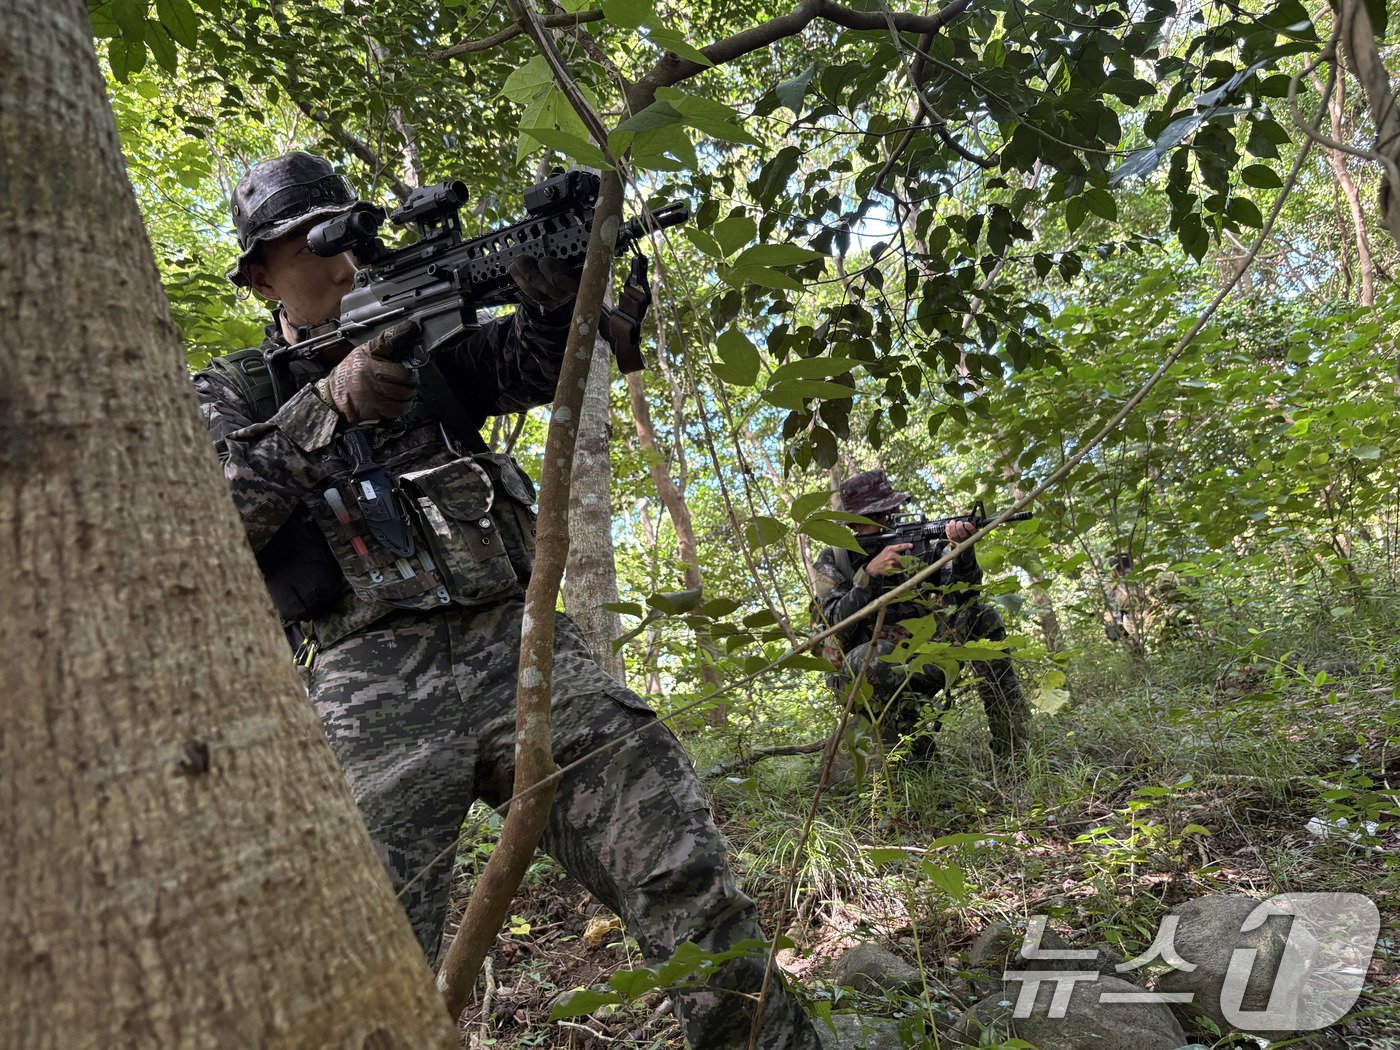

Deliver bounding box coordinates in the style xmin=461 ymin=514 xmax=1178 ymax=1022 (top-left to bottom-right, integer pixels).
xmin=624 ymin=370 xmax=726 ymax=722
xmin=0 ymin=4 xmax=458 ymax=1046
xmin=564 ymin=333 xmax=626 ymax=683
xmin=1335 ymin=0 xmax=1400 ymax=247
xmin=1326 ymin=75 xmax=1377 ymax=304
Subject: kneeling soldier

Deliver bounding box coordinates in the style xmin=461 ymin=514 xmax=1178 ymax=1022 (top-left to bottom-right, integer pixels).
xmin=814 ymin=469 xmax=1031 ymax=764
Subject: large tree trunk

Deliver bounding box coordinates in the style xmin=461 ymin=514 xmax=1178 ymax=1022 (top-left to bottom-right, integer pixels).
xmin=0 ymin=4 xmax=458 ymax=1047
xmin=1335 ymin=0 xmax=1400 ymax=247
xmin=564 ymin=337 xmax=625 ymax=683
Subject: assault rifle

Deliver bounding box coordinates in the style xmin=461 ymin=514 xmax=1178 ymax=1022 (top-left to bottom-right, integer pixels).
xmin=296 ymin=169 xmax=688 ymax=372
xmin=855 ymin=500 xmax=1034 ymax=560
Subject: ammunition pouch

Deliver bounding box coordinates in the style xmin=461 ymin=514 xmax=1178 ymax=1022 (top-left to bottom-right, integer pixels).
xmin=299 ymin=450 xmax=539 ymax=614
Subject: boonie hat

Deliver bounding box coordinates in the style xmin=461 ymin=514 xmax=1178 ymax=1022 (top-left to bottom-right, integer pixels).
xmin=227 ymin=152 xmax=376 ymax=286
xmin=839 ymin=469 xmax=911 ymax=516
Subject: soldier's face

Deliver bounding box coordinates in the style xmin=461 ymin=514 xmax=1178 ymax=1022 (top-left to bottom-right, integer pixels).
xmin=852 ymin=512 xmax=889 ymax=535
xmin=247 ymin=227 xmax=358 ymax=328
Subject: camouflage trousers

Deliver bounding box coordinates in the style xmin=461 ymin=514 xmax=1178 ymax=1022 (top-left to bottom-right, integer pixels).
xmin=308 ymin=601 xmax=818 ymax=1050
xmin=829 ymin=602 xmax=1031 ymax=761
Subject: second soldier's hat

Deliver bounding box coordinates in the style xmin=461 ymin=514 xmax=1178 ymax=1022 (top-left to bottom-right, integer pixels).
xmin=227 ymin=152 xmax=378 ymax=286
xmin=839 ymin=469 xmax=911 ymax=516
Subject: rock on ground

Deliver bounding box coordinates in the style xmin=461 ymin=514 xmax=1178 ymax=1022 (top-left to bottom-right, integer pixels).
xmin=950 ymin=973 xmax=1187 ymax=1049
xmin=964 ymin=919 xmax=1121 ymax=998
xmin=830 ymin=942 xmax=923 ymax=995
xmin=1154 ymin=893 xmax=1319 ymax=1041
xmin=815 ymin=1012 xmax=908 ymax=1050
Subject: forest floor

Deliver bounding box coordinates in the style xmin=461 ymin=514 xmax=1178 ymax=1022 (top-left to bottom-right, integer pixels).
xmin=447 ymin=626 xmax=1400 ymax=1049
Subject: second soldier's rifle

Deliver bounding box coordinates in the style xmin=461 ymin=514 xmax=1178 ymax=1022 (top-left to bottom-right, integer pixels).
xmin=856 ymin=500 xmax=1034 ymax=561
xmin=295 ymin=169 xmax=688 ymax=373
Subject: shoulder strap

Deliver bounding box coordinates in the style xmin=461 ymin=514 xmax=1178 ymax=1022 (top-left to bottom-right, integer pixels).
xmin=206 ymin=347 xmax=286 ymax=424
xmin=415 ymin=359 xmax=490 ymax=455
xmin=834 ymin=546 xmax=854 ymax=580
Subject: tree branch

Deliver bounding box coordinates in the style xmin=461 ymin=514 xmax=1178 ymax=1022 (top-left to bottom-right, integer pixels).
xmin=437 ymin=167 xmax=627 ymax=1023
xmin=506 ymin=0 xmax=617 ymax=161
xmin=427 ymin=9 xmax=606 ymax=61
xmin=701 ymin=739 xmax=832 ymax=780
xmin=635 ymin=0 xmax=972 ymax=102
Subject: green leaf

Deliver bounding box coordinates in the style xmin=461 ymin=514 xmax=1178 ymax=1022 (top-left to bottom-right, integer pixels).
xmin=145 ymin=21 xmax=178 ymax=73
xmin=643 ymin=24 xmax=713 ymax=67
xmin=549 ymin=988 xmax=624 ymax=1020
xmin=602 ymin=0 xmax=652 ymax=29
xmin=1365 ymin=0 xmax=1389 ymax=36
xmin=1085 ymin=187 xmax=1117 ymax=222
xmin=108 ymin=35 xmax=148 ymax=81
xmin=1178 ymin=214 xmax=1208 ymax=261
xmin=798 ymin=517 xmax=865 ymax=552
xmin=751 ymin=146 xmax=801 ymax=203
xmin=519 ymin=126 xmax=610 ymax=169
xmin=155 ymin=0 xmax=200 ymax=47
xmin=654 ymin=86 xmax=756 ymax=144
xmin=775 ymin=64 xmax=816 ymax=116
xmin=615 ymin=100 xmax=686 ymax=134
xmin=712 ymin=213 xmax=757 ymax=256
xmin=109 ymin=0 xmax=148 ymax=40
xmin=732 ymin=243 xmax=825 ymax=268
xmin=761 ymin=379 xmax=853 ymax=410
xmin=713 ymin=327 xmax=761 ymax=385
xmin=1065 ymin=196 xmax=1087 ymax=233
xmin=685 ymin=227 xmax=724 ymax=259
xmin=919 ymin=860 xmax=967 ymax=901
xmin=609 ymin=966 xmax=665 ymax=997
xmin=790 ymin=490 xmax=836 ymax=521
xmin=1227 ymin=197 xmax=1263 ymax=228
xmin=1240 ymin=163 xmax=1282 ymax=189
xmin=647 ymin=588 xmax=705 ymax=614
xmin=628 ymin=123 xmax=695 ymax=172
xmin=768 ymin=356 xmax=860 ymax=384
xmin=500 ymin=56 xmax=554 ymax=102
xmin=729 ymin=263 xmax=804 ymax=292
xmin=743 ymin=516 xmax=789 ymax=548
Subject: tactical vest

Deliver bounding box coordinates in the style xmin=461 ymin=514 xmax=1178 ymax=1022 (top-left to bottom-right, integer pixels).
xmin=207 ymin=346 xmax=537 ymax=640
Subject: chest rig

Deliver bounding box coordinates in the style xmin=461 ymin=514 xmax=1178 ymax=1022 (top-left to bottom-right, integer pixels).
xmin=208 ymin=342 xmax=538 ymax=638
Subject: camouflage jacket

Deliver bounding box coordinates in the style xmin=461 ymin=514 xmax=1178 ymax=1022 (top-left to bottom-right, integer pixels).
xmin=193 ymin=304 xmax=571 ymax=644
xmin=813 ymin=540 xmax=983 ymax=650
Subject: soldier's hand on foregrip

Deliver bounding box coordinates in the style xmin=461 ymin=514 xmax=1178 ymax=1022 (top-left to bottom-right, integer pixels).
xmin=866 ymin=543 xmax=913 ymax=577
xmin=509 ymin=256 xmax=581 ymax=312
xmin=317 ymin=319 xmax=422 ymax=424
xmin=945 ymin=519 xmax=977 ymax=545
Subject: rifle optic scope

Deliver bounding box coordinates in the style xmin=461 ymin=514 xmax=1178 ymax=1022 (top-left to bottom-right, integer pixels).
xmin=391 ymin=180 xmax=469 ymax=226
xmin=307 ymin=208 xmax=384 ymax=257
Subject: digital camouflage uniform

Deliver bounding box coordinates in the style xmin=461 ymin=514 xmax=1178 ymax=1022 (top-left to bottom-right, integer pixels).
xmin=194 ymin=308 xmax=818 ymax=1049
xmin=813 ymin=471 xmax=1031 ymax=761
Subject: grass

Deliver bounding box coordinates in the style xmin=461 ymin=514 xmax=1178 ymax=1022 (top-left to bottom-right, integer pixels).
xmin=448 ymin=601 xmax=1400 ymax=1047
xmin=704 ymin=613 xmax=1400 ymax=1048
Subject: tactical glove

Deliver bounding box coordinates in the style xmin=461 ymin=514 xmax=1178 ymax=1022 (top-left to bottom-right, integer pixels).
xmin=317 ymin=319 xmax=421 ymax=424
xmin=509 ymin=255 xmax=581 ymax=312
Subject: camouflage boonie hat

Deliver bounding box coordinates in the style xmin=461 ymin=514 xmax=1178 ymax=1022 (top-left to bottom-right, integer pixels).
xmin=227 ymin=152 xmax=378 ymax=286
xmin=839 ymin=469 xmax=911 ymax=516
